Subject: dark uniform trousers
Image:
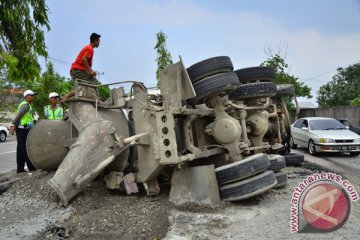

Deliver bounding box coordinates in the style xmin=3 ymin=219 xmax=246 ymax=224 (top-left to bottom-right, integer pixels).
xmin=16 ymin=128 xmax=36 ymax=173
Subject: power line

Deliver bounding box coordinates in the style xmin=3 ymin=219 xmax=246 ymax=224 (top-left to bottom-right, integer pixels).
xmin=302 ymin=59 xmax=360 ymax=82
xmin=302 ymin=69 xmax=337 ymax=82
xmin=46 ymin=56 xmax=71 ymax=66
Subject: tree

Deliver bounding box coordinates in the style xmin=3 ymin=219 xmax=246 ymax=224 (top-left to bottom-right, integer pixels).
xmin=261 ymin=49 xmax=312 ymax=119
xmin=31 ymin=62 xmax=72 ymax=119
xmin=0 ymin=0 xmax=50 ymax=83
xmin=0 ymin=67 xmax=20 ymax=120
xmin=154 ymin=31 xmax=173 ymax=87
xmin=317 ymin=62 xmax=360 ymax=107
xmin=350 ymin=97 xmax=360 ymax=106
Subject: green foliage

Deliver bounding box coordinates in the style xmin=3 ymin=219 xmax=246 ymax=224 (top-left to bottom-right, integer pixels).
xmin=0 ymin=0 xmax=50 ymax=82
xmin=350 ymin=97 xmax=360 ymax=106
xmin=317 ymin=62 xmax=360 ymax=107
xmin=31 ymin=62 xmax=72 ymax=119
xmin=261 ymin=53 xmax=312 ymax=113
xmin=0 ymin=67 xmax=20 ymax=119
xmin=154 ymin=31 xmax=173 ymax=87
xmin=98 ymin=85 xmax=110 ymax=101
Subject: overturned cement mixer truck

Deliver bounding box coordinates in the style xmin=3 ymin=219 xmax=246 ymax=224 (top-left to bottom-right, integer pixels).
xmin=26 ymin=56 xmax=295 ymax=207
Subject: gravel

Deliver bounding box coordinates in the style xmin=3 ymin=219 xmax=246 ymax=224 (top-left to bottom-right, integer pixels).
xmin=0 ymin=170 xmax=171 ymax=240
xmin=0 ymin=171 xmax=72 ymax=240
xmin=0 ymin=159 xmax=359 ymax=240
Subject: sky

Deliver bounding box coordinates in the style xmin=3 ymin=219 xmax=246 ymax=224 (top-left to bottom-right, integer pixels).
xmin=42 ymin=0 xmax=360 ymax=104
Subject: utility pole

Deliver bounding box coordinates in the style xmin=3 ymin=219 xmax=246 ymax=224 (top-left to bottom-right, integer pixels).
xmin=96 ymin=71 xmax=104 ymax=83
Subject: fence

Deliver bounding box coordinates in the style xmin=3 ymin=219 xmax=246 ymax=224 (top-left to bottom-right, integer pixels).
xmin=298 ymin=106 xmax=360 ymax=126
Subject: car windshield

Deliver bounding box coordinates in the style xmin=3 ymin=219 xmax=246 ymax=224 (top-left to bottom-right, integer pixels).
xmin=309 ymin=119 xmax=346 ymax=130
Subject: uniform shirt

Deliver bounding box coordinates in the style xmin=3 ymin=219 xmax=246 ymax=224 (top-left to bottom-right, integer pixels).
xmin=12 ymin=104 xmax=30 ymax=127
xmin=70 ymin=45 xmax=94 ymax=71
xmin=44 ymin=104 xmax=64 ymax=120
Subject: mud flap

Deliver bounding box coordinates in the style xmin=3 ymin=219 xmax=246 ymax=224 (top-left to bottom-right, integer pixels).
xmin=49 ymin=120 xmax=124 ymax=207
xmin=169 ymin=165 xmax=220 ymax=207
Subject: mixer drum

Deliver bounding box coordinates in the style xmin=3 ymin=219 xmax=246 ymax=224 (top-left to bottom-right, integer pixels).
xmin=26 ymin=120 xmax=73 ymax=171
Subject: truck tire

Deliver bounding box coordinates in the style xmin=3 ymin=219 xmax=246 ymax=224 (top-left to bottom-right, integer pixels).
xmin=0 ymin=131 xmax=7 ymax=142
xmin=278 ymin=135 xmax=291 ymax=155
xmin=228 ymin=82 xmax=277 ymax=100
xmin=290 ymin=137 xmax=297 ymax=149
xmin=187 ymin=72 xmax=239 ymax=105
xmin=187 ymin=56 xmax=234 ymax=83
xmin=273 ymin=171 xmax=288 ymax=189
xmin=234 ymin=66 xmax=275 ymax=83
xmin=276 ymin=84 xmax=295 ymax=97
xmin=215 ymin=153 xmax=270 ymax=185
xmin=219 ymin=170 xmax=277 ymax=201
xmin=268 ymin=154 xmax=286 ymax=172
xmin=285 ymin=153 xmax=304 ymax=166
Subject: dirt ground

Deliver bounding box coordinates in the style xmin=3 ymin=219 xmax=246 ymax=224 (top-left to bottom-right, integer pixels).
xmin=0 ymin=161 xmax=359 ymax=240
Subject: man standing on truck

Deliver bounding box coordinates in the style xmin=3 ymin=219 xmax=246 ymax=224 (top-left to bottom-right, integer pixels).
xmin=44 ymin=92 xmax=64 ymax=120
xmin=70 ymin=33 xmax=101 ymax=82
xmin=10 ymin=90 xmax=37 ymax=173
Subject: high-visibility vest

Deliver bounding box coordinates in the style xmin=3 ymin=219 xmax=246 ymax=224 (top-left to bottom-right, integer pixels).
xmin=17 ymin=101 xmax=34 ymax=128
xmin=44 ymin=104 xmax=64 ymax=120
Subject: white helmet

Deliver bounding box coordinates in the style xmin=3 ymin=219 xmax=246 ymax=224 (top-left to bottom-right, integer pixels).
xmin=23 ymin=90 xmax=37 ymax=98
xmin=49 ymin=92 xmax=60 ymax=99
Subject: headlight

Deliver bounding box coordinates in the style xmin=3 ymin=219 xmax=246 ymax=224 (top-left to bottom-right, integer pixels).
xmin=354 ymin=138 xmax=360 ymax=143
xmin=319 ymin=138 xmax=334 ymax=143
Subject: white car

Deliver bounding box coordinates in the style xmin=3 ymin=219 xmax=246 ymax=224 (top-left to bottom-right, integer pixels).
xmin=291 ymin=117 xmax=360 ymax=156
xmin=0 ymin=126 xmax=9 ymax=142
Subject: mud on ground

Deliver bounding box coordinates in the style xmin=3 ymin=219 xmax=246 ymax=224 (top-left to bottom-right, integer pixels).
xmin=0 ymin=161 xmax=359 ymax=240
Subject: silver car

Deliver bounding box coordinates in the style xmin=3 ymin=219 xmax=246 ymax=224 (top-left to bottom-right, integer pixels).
xmin=291 ymin=117 xmax=360 ymax=156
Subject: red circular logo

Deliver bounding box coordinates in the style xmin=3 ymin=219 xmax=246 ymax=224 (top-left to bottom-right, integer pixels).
xmin=301 ymin=182 xmax=350 ymax=231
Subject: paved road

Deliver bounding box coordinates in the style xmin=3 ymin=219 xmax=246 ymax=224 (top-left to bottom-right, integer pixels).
xmin=295 ymin=147 xmax=360 ymax=172
xmin=0 ymin=135 xmax=17 ymax=174
xmin=294 ymin=147 xmax=360 ymax=184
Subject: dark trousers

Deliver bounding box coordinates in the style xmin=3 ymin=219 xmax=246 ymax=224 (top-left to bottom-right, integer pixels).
xmin=16 ymin=128 xmax=36 ymax=173
xmin=70 ymin=69 xmax=97 ymax=82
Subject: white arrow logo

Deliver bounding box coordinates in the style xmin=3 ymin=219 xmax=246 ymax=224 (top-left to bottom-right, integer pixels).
xmin=303 ymin=189 xmax=339 ymax=225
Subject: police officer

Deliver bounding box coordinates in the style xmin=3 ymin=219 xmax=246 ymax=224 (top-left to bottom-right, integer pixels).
xmin=10 ymin=90 xmax=37 ymax=173
xmin=44 ymin=92 xmax=64 ymax=120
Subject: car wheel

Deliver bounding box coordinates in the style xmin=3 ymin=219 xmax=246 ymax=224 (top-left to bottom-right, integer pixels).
xmin=273 ymin=171 xmax=288 ymax=189
xmin=215 ymin=153 xmax=270 ymax=185
xmin=0 ymin=131 xmax=7 ymax=142
xmin=284 ymin=153 xmax=304 ymax=166
xmin=187 ymin=72 xmax=239 ymax=105
xmin=219 ymin=170 xmax=277 ymax=201
xmin=350 ymin=152 xmax=360 ymax=156
xmin=268 ymin=154 xmax=286 ymax=172
xmin=186 ymin=56 xmax=234 ymax=83
xmin=234 ymin=66 xmax=275 ymax=83
xmin=290 ymin=137 xmax=297 ymax=149
xmin=308 ymin=140 xmax=317 ymax=156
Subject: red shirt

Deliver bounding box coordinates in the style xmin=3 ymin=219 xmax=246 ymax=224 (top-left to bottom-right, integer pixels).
xmin=71 ymin=45 xmax=94 ymax=71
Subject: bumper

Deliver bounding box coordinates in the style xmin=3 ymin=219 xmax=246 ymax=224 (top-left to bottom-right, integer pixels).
xmin=314 ymin=143 xmax=360 ymax=153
